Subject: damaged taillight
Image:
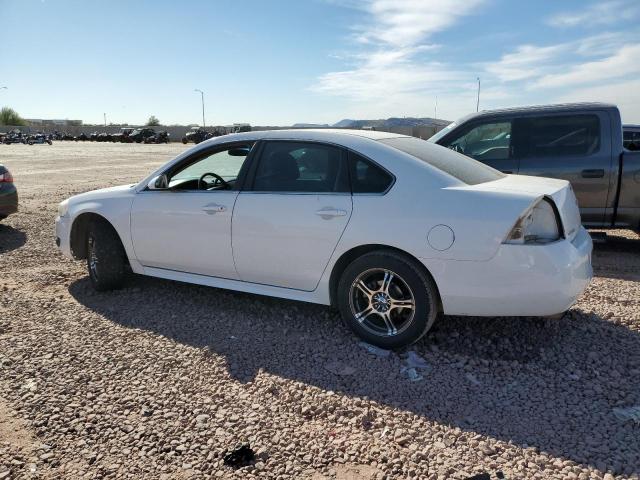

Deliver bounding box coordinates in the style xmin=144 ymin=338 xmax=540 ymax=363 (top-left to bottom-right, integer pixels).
xmin=504 ymin=197 xmax=562 ymax=245
xmin=0 ymin=170 xmax=13 ymax=183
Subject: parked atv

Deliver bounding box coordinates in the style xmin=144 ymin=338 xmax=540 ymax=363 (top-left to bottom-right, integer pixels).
xmin=182 ymin=127 xmax=212 ymax=144
xmin=144 ymin=131 xmax=170 ymax=144
xmin=27 ymin=133 xmax=52 ymax=145
xmin=128 ymin=128 xmax=156 ymax=143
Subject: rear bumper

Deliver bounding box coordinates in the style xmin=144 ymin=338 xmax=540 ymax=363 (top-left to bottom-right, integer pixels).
xmin=0 ymin=185 xmax=18 ymax=217
xmin=429 ymin=226 xmax=593 ymax=317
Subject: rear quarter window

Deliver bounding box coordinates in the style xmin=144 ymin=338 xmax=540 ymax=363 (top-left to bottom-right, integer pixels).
xmin=380 ymin=137 xmax=505 ymax=185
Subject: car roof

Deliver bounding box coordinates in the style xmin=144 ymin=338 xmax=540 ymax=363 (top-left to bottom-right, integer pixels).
xmin=456 ymin=102 xmax=618 ymax=123
xmin=206 ymin=128 xmax=408 ymax=144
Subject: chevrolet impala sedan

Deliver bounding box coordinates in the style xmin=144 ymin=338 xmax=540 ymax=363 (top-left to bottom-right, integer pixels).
xmin=55 ymin=129 xmax=592 ymax=348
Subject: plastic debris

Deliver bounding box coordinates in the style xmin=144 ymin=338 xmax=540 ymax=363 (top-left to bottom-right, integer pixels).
xmin=613 ymin=405 xmax=640 ymax=423
xmin=223 ymin=444 xmax=255 ymax=468
xmin=466 ymin=474 xmax=491 ymax=480
xmin=403 ymin=351 xmax=430 ymax=369
xmin=324 ymin=361 xmax=356 ymax=376
xmin=399 ymin=351 xmax=431 ymax=382
xmin=359 ymin=342 xmax=391 ymax=357
xmin=465 ymin=373 xmax=481 ymax=386
xmin=403 ymin=367 xmax=424 ymax=382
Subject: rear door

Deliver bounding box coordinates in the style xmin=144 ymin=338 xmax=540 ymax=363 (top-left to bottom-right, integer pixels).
xmin=436 ymin=118 xmax=518 ymax=174
xmin=513 ymin=112 xmax=612 ymax=226
xmin=232 ymin=140 xmax=352 ymax=291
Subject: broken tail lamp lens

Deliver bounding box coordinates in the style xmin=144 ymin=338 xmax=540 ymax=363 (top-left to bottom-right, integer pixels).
xmin=505 ymin=197 xmax=561 ymax=245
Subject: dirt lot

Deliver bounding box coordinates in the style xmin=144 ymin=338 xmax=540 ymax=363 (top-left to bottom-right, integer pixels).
xmin=1 ymin=142 xmax=640 ymax=479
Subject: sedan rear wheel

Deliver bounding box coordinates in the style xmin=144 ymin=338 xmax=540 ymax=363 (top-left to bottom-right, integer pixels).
xmin=337 ymin=251 xmax=439 ymax=349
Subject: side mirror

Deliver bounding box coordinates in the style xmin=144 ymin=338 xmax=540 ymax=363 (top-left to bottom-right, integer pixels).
xmin=147 ymin=174 xmax=169 ymax=190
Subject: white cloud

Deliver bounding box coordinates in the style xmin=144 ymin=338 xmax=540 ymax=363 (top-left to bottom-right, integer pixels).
xmin=312 ymin=0 xmax=484 ymax=118
xmin=535 ymin=44 xmax=640 ymax=88
xmin=547 ymin=0 xmax=640 ymax=28
xmin=485 ymin=44 xmax=567 ymax=82
xmin=557 ymin=79 xmax=640 ymax=122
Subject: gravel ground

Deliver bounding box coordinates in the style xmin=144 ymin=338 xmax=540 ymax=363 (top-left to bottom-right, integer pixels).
xmin=1 ymin=142 xmax=639 ymax=479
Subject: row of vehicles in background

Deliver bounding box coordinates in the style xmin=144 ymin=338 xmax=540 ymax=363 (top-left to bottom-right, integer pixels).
xmin=70 ymin=128 xmax=171 ymax=144
xmin=1 ymin=129 xmax=53 ymax=145
xmin=0 ymin=124 xmax=252 ymax=145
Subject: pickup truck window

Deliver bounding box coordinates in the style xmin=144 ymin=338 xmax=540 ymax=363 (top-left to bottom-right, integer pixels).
xmin=514 ymin=115 xmax=600 ymax=158
xmin=440 ymin=121 xmax=511 ymax=162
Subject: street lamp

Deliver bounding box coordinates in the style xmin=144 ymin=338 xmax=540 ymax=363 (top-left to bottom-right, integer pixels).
xmin=476 ymin=77 xmax=481 ymax=112
xmin=194 ymin=89 xmax=205 ymax=128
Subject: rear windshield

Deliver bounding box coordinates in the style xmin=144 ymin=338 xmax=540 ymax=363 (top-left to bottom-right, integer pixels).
xmin=380 ymin=137 xmax=505 ymax=185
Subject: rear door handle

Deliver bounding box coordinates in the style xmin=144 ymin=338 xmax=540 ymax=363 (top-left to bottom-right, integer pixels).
xmin=202 ymin=203 xmax=226 ymax=214
xmin=315 ymin=207 xmax=347 ymax=219
xmin=581 ymin=169 xmax=605 ymax=178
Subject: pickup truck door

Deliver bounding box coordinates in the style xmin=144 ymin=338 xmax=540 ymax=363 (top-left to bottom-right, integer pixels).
xmin=513 ymin=112 xmax=613 ymax=226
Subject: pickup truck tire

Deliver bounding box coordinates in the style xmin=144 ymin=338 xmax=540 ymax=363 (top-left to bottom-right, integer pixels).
xmin=86 ymin=220 xmax=126 ymax=291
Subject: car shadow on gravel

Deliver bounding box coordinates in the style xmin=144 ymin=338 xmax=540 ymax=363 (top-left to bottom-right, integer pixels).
xmin=69 ymin=276 xmax=640 ymax=476
xmin=0 ymin=225 xmax=27 ymax=254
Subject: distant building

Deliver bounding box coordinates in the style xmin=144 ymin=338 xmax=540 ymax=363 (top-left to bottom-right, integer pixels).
xmin=26 ymin=119 xmax=83 ymax=127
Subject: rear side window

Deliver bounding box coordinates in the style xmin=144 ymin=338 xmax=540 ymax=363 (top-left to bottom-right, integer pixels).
xmin=252 ymin=141 xmax=349 ymax=193
xmin=381 ymin=137 xmax=505 ymax=185
xmin=515 ymin=115 xmax=601 ymax=158
xmin=349 ymin=152 xmax=393 ymax=194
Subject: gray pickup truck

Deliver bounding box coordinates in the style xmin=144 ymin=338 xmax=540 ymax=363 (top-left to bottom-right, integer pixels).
xmin=429 ymin=103 xmax=640 ymax=231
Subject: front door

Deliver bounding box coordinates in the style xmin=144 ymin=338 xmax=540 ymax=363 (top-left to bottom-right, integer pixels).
xmin=438 ymin=119 xmax=519 ymax=174
xmin=232 ymin=141 xmax=352 ymax=291
xmin=130 ymin=143 xmax=253 ymax=279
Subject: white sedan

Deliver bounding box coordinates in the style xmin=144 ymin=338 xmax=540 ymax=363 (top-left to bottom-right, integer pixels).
xmin=55 ymin=129 xmax=593 ymax=348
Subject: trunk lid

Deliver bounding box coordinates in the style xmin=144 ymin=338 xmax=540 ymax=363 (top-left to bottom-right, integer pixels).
xmin=469 ymin=174 xmax=582 ymax=241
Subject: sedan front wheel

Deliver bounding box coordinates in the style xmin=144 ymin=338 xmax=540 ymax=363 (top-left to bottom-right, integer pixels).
xmin=337 ymin=251 xmax=439 ymax=349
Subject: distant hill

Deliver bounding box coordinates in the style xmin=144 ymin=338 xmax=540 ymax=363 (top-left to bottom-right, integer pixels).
xmin=291 ymin=123 xmax=330 ymax=128
xmin=333 ymin=117 xmax=450 ymax=129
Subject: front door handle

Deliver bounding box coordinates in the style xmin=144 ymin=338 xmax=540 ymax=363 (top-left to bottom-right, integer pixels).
xmin=315 ymin=207 xmax=347 ymax=219
xmin=581 ymin=169 xmax=605 ymax=178
xmin=202 ymin=203 xmax=226 ymax=214
xmin=501 ymin=170 xmax=513 ymax=174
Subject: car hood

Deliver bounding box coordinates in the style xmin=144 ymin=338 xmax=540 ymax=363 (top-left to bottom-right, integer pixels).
xmin=69 ymin=184 xmax=136 ymax=204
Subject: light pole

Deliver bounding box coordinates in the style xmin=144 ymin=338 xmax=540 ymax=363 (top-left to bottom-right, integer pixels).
xmin=104 ymin=113 xmax=107 ymax=127
xmin=194 ymin=89 xmax=205 ymax=128
xmin=476 ymin=77 xmax=481 ymax=112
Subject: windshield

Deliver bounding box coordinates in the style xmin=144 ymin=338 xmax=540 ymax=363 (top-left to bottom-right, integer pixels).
xmin=380 ymin=136 xmax=505 ymax=185
xmin=427 ymin=122 xmax=456 ymax=143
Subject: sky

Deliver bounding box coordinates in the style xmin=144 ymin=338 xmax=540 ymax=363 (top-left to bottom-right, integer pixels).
xmin=1 ymin=0 xmax=639 ymax=126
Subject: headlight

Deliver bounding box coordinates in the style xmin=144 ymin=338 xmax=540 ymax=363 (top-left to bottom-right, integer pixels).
xmin=57 ymin=200 xmax=69 ymax=217
xmin=505 ymin=197 xmax=562 ymax=245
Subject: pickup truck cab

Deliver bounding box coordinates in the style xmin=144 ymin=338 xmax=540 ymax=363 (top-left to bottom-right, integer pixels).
xmin=429 ymin=103 xmax=640 ymax=230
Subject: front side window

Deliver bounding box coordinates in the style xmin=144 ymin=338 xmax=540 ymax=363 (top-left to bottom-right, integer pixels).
xmin=168 ymin=143 xmax=253 ymax=190
xmin=515 ymin=114 xmax=601 ymax=158
xmin=444 ymin=121 xmax=511 ymax=162
xmin=252 ymin=141 xmax=348 ymax=193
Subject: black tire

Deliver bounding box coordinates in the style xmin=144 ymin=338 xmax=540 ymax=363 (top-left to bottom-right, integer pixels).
xmin=337 ymin=250 xmax=439 ymax=349
xmin=86 ymin=221 xmax=127 ymax=291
